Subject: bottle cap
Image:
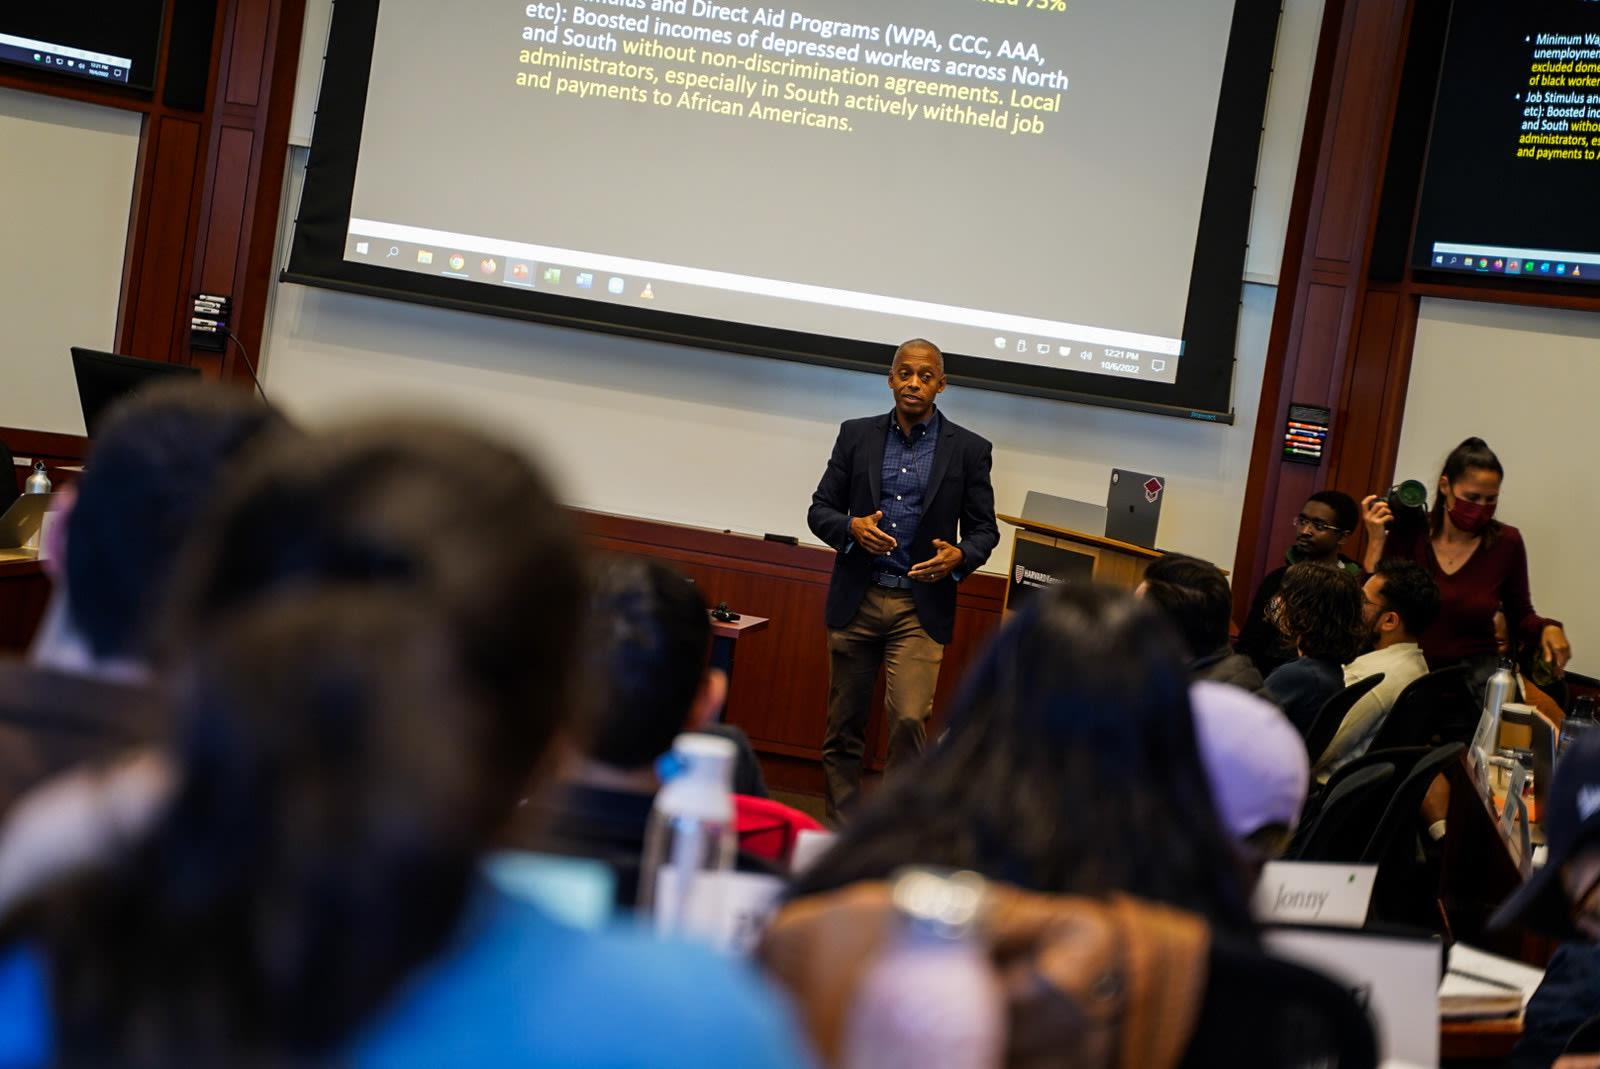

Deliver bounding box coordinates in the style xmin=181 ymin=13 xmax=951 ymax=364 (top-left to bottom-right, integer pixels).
xmin=653 ymin=733 xmax=735 ymax=822
xmin=889 ymin=867 xmax=989 ymax=940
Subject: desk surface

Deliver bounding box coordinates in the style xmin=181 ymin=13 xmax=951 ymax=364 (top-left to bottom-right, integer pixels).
xmin=1441 ymin=1014 xmax=1521 ymax=1060
xmin=998 ymin=514 xmax=1165 ymax=559
xmin=711 ymin=615 xmax=768 ymax=640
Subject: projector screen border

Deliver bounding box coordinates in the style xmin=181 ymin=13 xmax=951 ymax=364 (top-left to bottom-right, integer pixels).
xmin=286 ymin=0 xmax=1276 ymax=422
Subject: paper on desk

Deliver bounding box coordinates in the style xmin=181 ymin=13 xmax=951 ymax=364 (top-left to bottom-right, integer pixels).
xmin=1440 ymin=943 xmax=1546 ymax=1010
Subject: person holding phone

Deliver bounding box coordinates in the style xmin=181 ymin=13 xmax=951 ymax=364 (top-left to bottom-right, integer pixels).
xmin=1360 ymin=437 xmax=1570 ymax=684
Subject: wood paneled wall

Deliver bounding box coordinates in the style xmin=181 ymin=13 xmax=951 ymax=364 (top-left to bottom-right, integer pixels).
xmin=1232 ymin=0 xmax=1416 ymax=613
xmin=579 ymin=513 xmax=1008 ymax=796
xmin=0 ymin=0 xmax=306 ymax=389
xmin=1232 ymin=0 xmax=1600 ymax=608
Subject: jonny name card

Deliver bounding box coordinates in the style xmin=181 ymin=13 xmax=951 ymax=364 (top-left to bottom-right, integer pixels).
xmin=1253 ymin=861 xmax=1377 ymax=928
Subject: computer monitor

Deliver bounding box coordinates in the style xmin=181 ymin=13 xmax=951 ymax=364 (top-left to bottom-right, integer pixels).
xmin=70 ymin=347 xmax=201 ymax=438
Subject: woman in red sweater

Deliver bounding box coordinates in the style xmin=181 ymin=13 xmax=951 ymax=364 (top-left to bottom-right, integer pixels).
xmin=1361 ymin=437 xmax=1571 ymax=679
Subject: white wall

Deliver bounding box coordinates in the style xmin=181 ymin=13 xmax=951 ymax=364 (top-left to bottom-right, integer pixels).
xmin=1396 ymin=298 xmax=1600 ymax=672
xmin=0 ymin=87 xmax=143 ymax=435
xmin=259 ymin=0 xmax=1322 ymax=574
xmin=263 ymin=277 xmax=1276 ymax=571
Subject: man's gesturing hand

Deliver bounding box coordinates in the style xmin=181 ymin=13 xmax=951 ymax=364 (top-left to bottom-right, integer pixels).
xmin=849 ymin=511 xmax=898 ymax=555
xmin=909 ymin=539 xmax=964 ymax=583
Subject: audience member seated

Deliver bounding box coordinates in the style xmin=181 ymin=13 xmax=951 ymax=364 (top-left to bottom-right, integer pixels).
xmin=1312 ymin=558 xmax=1440 ymax=783
xmin=1262 ymin=562 xmax=1366 ymax=737
xmin=1496 ymin=609 xmax=1567 ymax=731
xmin=1189 ymin=681 xmax=1308 ymax=884
xmin=1492 ymin=731 xmax=1600 ymax=1069
xmin=0 ymin=382 xmax=287 ymax=818
xmin=527 ymin=555 xmax=773 ymax=907
xmin=1235 ymin=491 xmax=1361 ymax=677
xmin=0 ymin=423 xmax=815 ymax=1068
xmin=1138 ymin=555 xmax=1267 ymax=696
xmin=787 ymin=583 xmax=1255 ymax=939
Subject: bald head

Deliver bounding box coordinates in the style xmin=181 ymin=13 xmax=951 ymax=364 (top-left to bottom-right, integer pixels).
xmin=888 ymin=339 xmax=946 ymax=430
xmin=893 ymin=338 xmax=944 ymax=375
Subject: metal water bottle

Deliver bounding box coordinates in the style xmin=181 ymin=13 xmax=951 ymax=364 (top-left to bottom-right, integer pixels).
xmin=842 ymin=869 xmax=1006 ymax=1069
xmin=1471 ymin=660 xmax=1516 ymax=773
xmin=23 ymin=461 xmax=50 ymax=495
xmin=21 ymin=462 xmax=50 ymax=552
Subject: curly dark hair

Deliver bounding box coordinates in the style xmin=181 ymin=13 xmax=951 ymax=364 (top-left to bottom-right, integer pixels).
xmin=1275 ymin=562 xmax=1365 ymax=664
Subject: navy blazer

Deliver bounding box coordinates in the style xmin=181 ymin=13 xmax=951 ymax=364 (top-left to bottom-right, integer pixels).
xmin=807 ymin=410 xmax=998 ymax=645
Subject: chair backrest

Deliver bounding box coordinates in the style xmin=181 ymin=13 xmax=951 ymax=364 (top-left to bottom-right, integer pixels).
xmin=1304 ymin=672 xmax=1386 ymax=766
xmin=734 ymin=794 xmax=823 ymax=868
xmin=1180 ymin=936 xmax=1380 ymax=1068
xmin=1291 ymin=763 xmax=1396 ymax=863
xmin=1359 ymin=742 xmax=1466 ymax=929
xmin=1368 ymin=664 xmax=1477 ymax=751
xmin=1292 ymin=745 xmax=1428 ymax=846
xmin=1361 ymin=742 xmax=1466 ymax=866
xmin=1318 ymin=746 xmax=1430 ymax=806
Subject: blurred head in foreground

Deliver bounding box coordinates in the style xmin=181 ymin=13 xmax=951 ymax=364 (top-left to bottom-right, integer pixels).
xmin=36 ymin=380 xmax=290 ymax=674
xmin=2 ymin=422 xmax=584 ymax=1064
xmin=1189 ymin=681 xmax=1309 ymax=880
xmin=789 ymin=583 xmax=1255 ymax=937
xmin=582 ymin=555 xmax=724 ymax=775
xmin=167 ymin=420 xmax=584 ymax=831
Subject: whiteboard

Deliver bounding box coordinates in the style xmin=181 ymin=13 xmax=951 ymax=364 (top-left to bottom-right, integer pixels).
xmin=0 ymin=88 xmax=142 ymax=435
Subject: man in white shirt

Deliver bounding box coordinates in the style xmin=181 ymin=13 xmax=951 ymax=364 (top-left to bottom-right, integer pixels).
xmin=1313 ymin=558 xmax=1441 ymax=783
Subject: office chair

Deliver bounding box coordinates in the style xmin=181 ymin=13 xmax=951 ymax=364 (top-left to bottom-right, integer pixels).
xmin=1303 ymin=673 xmax=1386 ymax=767
xmin=1291 ymin=763 xmax=1396 ymax=863
xmin=1368 ymin=664 xmax=1477 ymax=751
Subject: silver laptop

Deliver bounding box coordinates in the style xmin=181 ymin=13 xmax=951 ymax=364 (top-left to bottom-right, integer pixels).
xmin=0 ymin=493 xmax=54 ymax=550
xmin=1104 ymin=469 xmax=1165 ymax=549
xmin=1020 ymin=491 xmax=1106 ymax=535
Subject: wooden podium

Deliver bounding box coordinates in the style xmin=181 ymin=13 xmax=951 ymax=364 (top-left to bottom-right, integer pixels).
xmin=997 ymin=513 xmax=1167 ymax=613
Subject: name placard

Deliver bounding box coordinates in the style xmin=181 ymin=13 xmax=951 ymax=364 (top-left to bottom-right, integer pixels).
xmin=1253 ymin=861 xmax=1376 ymax=928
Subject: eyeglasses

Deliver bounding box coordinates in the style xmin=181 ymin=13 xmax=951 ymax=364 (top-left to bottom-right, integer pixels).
xmin=1291 ymin=514 xmax=1345 ymax=535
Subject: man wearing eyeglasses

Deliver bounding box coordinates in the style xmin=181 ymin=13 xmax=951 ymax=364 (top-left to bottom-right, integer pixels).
xmin=1235 ymin=490 xmax=1361 ymax=677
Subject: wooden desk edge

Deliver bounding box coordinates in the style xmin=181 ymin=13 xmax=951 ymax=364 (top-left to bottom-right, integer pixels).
xmin=711 ymin=615 xmax=769 ymax=639
xmin=998 ymin=515 xmax=1228 ymax=573
xmin=1440 ymin=1013 xmax=1522 ymax=1059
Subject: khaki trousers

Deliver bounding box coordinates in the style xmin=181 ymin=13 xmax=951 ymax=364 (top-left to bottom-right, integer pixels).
xmin=822 ymin=586 xmax=944 ymax=824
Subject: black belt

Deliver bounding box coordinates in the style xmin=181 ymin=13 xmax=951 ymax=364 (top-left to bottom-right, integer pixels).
xmin=872 ymin=571 xmax=914 ymax=590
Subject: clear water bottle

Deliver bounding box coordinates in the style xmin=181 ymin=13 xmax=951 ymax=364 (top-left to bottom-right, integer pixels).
xmin=1471 ymin=659 xmax=1516 ymax=776
xmin=1559 ymin=704 xmax=1599 ymax=762
xmin=638 ymin=733 xmax=736 ymax=942
xmin=23 ymin=461 xmax=50 ymax=495
xmin=842 ymin=869 xmax=1005 ymax=1069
